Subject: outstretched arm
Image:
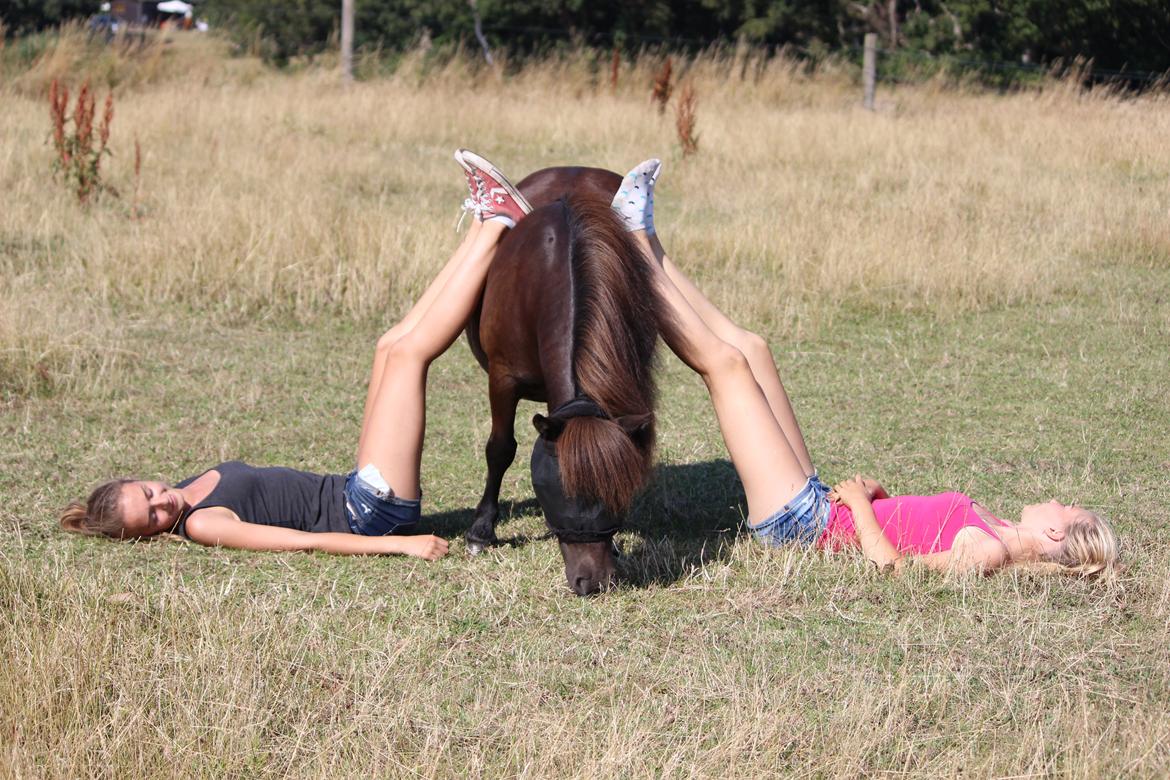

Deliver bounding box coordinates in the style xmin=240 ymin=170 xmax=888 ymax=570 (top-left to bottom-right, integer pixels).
xmin=184 ymin=509 xmax=448 ymax=561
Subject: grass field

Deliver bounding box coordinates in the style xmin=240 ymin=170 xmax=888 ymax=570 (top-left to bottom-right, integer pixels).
xmin=2 ymin=31 xmax=1169 ymax=777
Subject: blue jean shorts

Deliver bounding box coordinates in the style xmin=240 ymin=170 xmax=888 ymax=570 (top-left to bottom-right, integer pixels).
xmin=750 ymin=475 xmax=831 ymax=547
xmin=344 ymin=464 xmax=421 ymax=536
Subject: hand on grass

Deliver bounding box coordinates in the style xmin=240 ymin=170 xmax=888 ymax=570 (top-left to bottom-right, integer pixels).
xmin=402 ymin=535 xmax=449 ymax=561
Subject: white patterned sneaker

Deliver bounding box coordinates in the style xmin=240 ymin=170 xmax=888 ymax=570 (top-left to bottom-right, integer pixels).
xmin=611 ymin=158 xmax=662 ymax=234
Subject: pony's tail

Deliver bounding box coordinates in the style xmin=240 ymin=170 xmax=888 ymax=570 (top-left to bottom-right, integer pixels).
xmin=558 ymin=415 xmax=655 ymax=514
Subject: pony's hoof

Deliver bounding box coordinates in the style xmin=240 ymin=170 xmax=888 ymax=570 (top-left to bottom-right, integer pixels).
xmin=467 ymin=541 xmax=486 ymax=556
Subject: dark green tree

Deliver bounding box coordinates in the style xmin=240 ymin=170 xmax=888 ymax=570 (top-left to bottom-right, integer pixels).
xmin=195 ymin=0 xmax=1170 ymax=79
xmin=2 ymin=0 xmax=98 ymax=35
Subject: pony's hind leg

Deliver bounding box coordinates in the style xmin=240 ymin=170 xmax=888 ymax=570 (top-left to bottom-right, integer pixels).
xmin=467 ymin=371 xmax=520 ymax=554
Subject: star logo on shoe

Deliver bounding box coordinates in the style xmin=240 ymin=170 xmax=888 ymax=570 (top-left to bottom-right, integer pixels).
xmin=491 ymin=188 xmax=507 ymax=205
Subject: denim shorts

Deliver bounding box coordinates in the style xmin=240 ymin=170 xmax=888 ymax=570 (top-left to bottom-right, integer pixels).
xmin=750 ymin=474 xmax=831 ymax=547
xmin=343 ymin=464 xmax=421 ymax=536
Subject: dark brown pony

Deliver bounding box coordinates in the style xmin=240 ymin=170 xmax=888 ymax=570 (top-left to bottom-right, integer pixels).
xmin=464 ymin=166 xmax=667 ymax=595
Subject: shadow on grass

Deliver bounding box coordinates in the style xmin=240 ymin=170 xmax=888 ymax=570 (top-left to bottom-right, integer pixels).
xmin=620 ymin=459 xmax=747 ymax=588
xmin=422 ymin=498 xmax=546 ymax=546
xmin=423 ymin=459 xmax=748 ymax=589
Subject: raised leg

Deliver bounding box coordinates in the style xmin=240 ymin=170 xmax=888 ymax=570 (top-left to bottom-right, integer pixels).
xmin=355 ymin=221 xmax=508 ymax=498
xmin=357 ymin=221 xmax=484 ymax=457
xmin=466 ymin=371 xmax=520 ymax=554
xmin=638 ymin=232 xmax=815 ymax=478
xmin=639 ymin=234 xmax=810 ymax=524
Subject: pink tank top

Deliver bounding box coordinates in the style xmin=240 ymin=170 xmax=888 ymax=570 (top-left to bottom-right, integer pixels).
xmin=818 ymin=492 xmax=1008 ymax=555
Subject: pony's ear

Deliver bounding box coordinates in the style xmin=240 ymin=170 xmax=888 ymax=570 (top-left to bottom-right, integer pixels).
xmin=532 ymin=414 xmax=566 ymax=440
xmin=615 ymin=413 xmax=654 ymax=447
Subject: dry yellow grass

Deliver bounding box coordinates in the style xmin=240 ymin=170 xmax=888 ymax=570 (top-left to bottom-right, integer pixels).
xmin=2 ymin=31 xmax=1167 ymax=397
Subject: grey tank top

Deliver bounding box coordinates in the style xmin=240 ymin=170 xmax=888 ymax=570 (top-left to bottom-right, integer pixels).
xmin=174 ymin=461 xmax=350 ymax=536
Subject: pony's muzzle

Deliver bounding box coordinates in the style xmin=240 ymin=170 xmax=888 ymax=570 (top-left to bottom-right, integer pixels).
xmin=559 ymin=538 xmax=616 ymax=596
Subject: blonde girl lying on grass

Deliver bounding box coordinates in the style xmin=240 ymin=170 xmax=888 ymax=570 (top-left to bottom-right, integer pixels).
xmin=612 ymin=159 xmax=1119 ymax=579
xmin=60 ymin=151 xmax=533 ymax=563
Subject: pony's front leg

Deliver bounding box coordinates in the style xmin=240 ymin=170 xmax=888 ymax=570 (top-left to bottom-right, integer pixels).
xmin=466 ymin=372 xmax=519 ymax=555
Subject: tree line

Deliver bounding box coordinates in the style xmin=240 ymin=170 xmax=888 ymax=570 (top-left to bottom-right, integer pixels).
xmin=5 ymin=1 xmax=1167 ymax=81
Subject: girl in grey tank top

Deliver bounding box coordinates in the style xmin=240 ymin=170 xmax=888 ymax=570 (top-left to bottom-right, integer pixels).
xmin=59 ymin=152 xmax=534 ymax=563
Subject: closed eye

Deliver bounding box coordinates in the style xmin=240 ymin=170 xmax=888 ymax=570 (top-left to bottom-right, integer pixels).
xmin=141 ymin=485 xmax=157 ymax=524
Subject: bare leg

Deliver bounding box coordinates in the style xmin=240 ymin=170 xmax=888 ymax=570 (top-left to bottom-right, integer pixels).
xmin=635 ymin=232 xmax=815 ymax=477
xmin=357 ymin=221 xmax=483 ymax=456
xmin=637 ymin=233 xmax=809 ymax=524
xmin=355 ymin=221 xmax=508 ymax=498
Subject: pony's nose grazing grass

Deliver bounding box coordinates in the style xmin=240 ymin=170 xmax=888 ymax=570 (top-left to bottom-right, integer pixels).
xmin=571 ymin=571 xmax=615 ymax=596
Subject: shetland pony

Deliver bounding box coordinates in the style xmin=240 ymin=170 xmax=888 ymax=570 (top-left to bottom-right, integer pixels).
xmin=465 ymin=167 xmax=668 ymax=595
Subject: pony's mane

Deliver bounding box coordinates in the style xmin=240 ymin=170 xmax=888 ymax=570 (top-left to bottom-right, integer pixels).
xmin=553 ymin=194 xmax=666 ymax=513
xmin=564 ymin=194 xmax=661 ymax=415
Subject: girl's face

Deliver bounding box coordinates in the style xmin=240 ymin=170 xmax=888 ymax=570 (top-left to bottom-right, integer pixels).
xmin=117 ymin=481 xmax=188 ymax=538
xmin=1020 ymin=499 xmax=1094 ymax=554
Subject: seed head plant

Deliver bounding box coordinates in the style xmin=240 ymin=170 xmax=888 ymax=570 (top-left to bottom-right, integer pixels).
xmin=652 ymin=57 xmax=673 ymax=113
xmin=48 ymin=78 xmax=116 ymax=204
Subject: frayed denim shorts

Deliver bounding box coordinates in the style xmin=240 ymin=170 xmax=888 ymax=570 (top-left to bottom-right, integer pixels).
xmin=750 ymin=474 xmax=831 ymax=547
xmin=344 ymin=464 xmax=421 ymax=536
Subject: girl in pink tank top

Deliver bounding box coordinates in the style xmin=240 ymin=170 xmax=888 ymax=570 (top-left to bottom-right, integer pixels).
xmin=819 ymin=492 xmax=1010 ymax=556
xmin=622 ymin=165 xmax=1119 ymax=579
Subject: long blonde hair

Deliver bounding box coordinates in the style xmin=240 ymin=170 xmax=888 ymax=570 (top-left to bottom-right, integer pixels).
xmin=59 ymin=479 xmax=132 ymax=538
xmin=1025 ymin=511 xmax=1120 ymax=581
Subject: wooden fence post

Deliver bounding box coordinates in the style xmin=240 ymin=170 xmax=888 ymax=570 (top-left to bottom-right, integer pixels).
xmin=341 ymin=0 xmax=355 ymax=83
xmin=863 ymin=32 xmax=877 ymax=110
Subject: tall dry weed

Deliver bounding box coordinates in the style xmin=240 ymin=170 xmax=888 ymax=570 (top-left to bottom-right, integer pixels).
xmin=652 ymin=56 xmax=673 ymax=113
xmin=48 ymin=79 xmax=116 ymax=204
xmin=675 ymin=82 xmax=699 ymax=157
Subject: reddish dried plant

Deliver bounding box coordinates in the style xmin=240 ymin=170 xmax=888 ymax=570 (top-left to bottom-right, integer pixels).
xmin=675 ymin=82 xmax=699 ymax=157
xmin=47 ymin=78 xmax=116 ymax=204
xmin=651 ymin=57 xmax=673 ymax=114
xmin=610 ymin=47 xmax=621 ymax=92
xmin=49 ymin=79 xmax=70 ymax=168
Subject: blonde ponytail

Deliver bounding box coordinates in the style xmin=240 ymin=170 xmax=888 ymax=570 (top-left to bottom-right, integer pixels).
xmin=58 ymin=479 xmax=132 ymax=538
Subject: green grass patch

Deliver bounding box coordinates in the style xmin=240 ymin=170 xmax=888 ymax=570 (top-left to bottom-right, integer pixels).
xmin=3 ymin=265 xmax=1168 ymax=776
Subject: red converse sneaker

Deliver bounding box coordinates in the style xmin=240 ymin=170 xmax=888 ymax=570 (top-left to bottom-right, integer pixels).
xmin=460 ymin=150 xmax=532 ymax=229
xmin=454 ymin=149 xmax=483 ymax=200
xmin=454 ymin=148 xmax=487 ymax=226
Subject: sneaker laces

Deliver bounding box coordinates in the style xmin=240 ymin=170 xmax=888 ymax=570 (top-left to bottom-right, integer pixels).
xmin=455 ymin=170 xmax=491 ymax=230
xmin=455 ymin=195 xmax=488 ymax=231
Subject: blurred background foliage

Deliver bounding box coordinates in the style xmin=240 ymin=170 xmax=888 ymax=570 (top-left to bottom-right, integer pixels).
xmin=3 ymin=0 xmax=1168 ymax=81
